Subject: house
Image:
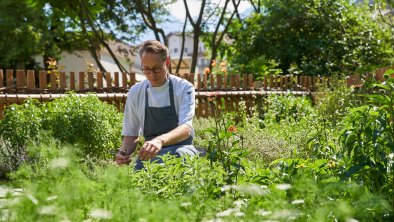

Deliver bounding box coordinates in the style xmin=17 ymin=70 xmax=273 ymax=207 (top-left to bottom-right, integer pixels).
xmin=166 ymin=32 xmax=211 ymax=75
xmin=35 ymin=40 xmax=146 ymax=85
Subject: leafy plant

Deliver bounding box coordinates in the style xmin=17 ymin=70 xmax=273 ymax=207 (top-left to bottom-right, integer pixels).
xmin=43 ymin=93 xmax=123 ymax=160
xmin=340 ymin=70 xmax=394 ymax=209
xmin=199 ymin=94 xmax=249 ymax=184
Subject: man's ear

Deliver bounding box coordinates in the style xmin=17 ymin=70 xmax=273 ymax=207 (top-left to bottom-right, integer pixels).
xmin=165 ymin=57 xmax=171 ymax=67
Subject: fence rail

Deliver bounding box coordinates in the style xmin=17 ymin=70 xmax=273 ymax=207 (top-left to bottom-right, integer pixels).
xmin=0 ymin=69 xmax=334 ymax=93
xmin=1 ymin=67 xmax=391 ymax=119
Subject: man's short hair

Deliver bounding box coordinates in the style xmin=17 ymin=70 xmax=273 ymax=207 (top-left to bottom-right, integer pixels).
xmin=138 ymin=40 xmax=169 ymax=61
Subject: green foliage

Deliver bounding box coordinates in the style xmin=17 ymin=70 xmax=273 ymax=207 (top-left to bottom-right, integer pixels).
xmin=262 ymin=94 xmax=315 ymax=124
xmin=314 ymin=75 xmax=363 ymax=126
xmin=0 ymin=94 xmax=123 ymax=177
xmin=0 ymin=99 xmax=43 ymax=149
xmin=339 ymin=72 xmax=394 ymax=207
xmin=198 ymin=97 xmax=249 ymax=184
xmin=1 ymin=139 xmax=391 ymax=222
xmin=226 ymin=0 xmax=394 ymax=75
xmin=42 ymin=93 xmax=123 ymax=159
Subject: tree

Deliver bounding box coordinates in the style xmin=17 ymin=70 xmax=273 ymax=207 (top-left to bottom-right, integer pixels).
xmin=0 ymin=0 xmax=148 ymax=73
xmin=0 ymin=0 xmax=64 ymax=69
xmin=226 ymin=0 xmax=394 ymax=76
xmin=182 ymin=0 xmax=242 ymax=73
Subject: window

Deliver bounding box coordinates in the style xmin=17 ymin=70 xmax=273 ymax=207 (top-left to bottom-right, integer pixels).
xmin=173 ymin=48 xmax=178 ymax=53
xmin=184 ymin=48 xmax=188 ymax=53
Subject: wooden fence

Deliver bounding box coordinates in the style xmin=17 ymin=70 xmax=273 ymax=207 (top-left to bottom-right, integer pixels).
xmin=0 ymin=69 xmax=350 ymax=119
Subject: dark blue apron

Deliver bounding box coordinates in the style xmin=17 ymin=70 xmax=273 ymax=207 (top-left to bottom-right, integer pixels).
xmin=143 ymin=79 xmax=193 ymax=145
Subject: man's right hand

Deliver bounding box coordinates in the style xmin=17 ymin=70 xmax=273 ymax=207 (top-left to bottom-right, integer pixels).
xmin=115 ymin=151 xmax=131 ymax=165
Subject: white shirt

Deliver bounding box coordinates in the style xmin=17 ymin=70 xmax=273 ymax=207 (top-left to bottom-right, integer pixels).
xmin=122 ymin=74 xmax=195 ymax=138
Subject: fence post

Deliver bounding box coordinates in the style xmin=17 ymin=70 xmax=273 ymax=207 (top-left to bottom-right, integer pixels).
xmin=39 ymin=71 xmax=47 ymax=90
xmin=79 ymin=72 xmax=85 ymax=90
xmin=209 ymin=73 xmax=214 ymax=90
xmin=197 ymin=74 xmax=202 ymax=90
xmin=0 ymin=70 xmax=3 ymax=88
xmin=60 ymin=71 xmax=67 ymax=89
xmin=106 ymin=72 xmax=112 ymax=88
xmin=230 ymin=75 xmax=235 ymax=90
xmin=97 ymin=72 xmax=103 ymax=89
xmin=130 ymin=72 xmax=136 ymax=87
xmin=16 ymin=70 xmax=26 ymax=89
xmin=70 ymin=72 xmax=75 ymax=90
xmin=27 ymin=70 xmax=35 ymax=89
xmin=114 ymin=72 xmax=119 ymax=87
xmin=242 ymin=74 xmax=248 ymax=90
xmin=203 ymin=73 xmax=207 ymax=90
xmin=6 ymin=70 xmax=13 ymax=87
xmin=248 ymin=74 xmax=253 ymax=90
xmin=88 ymin=72 xmax=94 ymax=89
xmin=122 ymin=72 xmax=128 ymax=89
xmin=235 ymin=74 xmax=240 ymax=90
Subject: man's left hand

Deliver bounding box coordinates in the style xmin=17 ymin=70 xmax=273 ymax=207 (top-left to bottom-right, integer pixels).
xmin=139 ymin=139 xmax=163 ymax=161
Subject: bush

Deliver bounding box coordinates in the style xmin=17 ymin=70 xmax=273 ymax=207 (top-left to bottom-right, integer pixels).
xmin=262 ymin=94 xmax=315 ymax=124
xmin=0 ymin=99 xmax=43 ymax=178
xmin=0 ymin=99 xmax=43 ymax=148
xmin=0 ymin=94 xmax=123 ymax=177
xmin=43 ymin=93 xmax=123 ymax=159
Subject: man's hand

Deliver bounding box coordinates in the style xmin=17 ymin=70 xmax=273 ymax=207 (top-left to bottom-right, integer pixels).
xmin=139 ymin=139 xmax=163 ymax=161
xmin=115 ymin=151 xmax=131 ymax=165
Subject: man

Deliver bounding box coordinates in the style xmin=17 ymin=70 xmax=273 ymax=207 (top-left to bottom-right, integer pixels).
xmin=115 ymin=40 xmax=198 ymax=170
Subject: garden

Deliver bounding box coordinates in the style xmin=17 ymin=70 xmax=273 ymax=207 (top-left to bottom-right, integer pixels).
xmin=0 ymin=70 xmax=394 ymax=221
xmin=1 ymin=0 xmax=394 ymax=221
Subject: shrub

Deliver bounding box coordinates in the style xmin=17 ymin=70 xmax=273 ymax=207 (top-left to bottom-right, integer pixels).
xmin=262 ymin=94 xmax=315 ymax=124
xmin=0 ymin=99 xmax=43 ymax=178
xmin=0 ymin=99 xmax=43 ymax=148
xmin=0 ymin=93 xmax=123 ymax=176
xmin=339 ymin=73 xmax=394 ymax=208
xmin=43 ymin=93 xmax=123 ymax=159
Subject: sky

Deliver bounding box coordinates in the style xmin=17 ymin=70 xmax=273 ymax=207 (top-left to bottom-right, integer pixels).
xmin=137 ymin=0 xmax=252 ymax=43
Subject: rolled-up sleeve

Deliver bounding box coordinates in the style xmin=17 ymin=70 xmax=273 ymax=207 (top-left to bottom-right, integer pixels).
xmin=122 ymin=91 xmax=141 ymax=136
xmin=178 ymin=84 xmax=195 ymax=128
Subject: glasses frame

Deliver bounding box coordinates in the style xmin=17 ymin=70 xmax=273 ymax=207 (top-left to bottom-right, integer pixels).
xmin=141 ymin=66 xmax=164 ymax=74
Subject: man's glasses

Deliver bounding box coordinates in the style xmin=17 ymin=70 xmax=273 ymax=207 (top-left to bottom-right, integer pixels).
xmin=141 ymin=67 xmax=163 ymax=74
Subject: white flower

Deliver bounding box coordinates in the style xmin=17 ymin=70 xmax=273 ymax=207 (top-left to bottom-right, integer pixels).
xmin=220 ymin=185 xmax=236 ymax=192
xmin=0 ymin=186 xmax=9 ymax=198
xmin=275 ymin=184 xmax=292 ymax=190
xmin=346 ymin=218 xmax=359 ymax=222
xmin=181 ymin=202 xmax=192 ymax=207
xmin=216 ymin=208 xmax=237 ymax=217
xmin=237 ymin=184 xmax=267 ymax=196
xmin=38 ymin=205 xmax=57 ymax=215
xmin=233 ymin=199 xmax=246 ymax=208
xmin=254 ymin=209 xmax=272 ymax=216
xmin=26 ymin=193 xmax=38 ymax=205
xmin=46 ymin=195 xmax=58 ymax=201
xmin=50 ymin=158 xmax=69 ymax=169
xmin=291 ymin=199 xmax=305 ymax=205
xmin=234 ymin=212 xmax=245 ymax=217
xmin=272 ymin=209 xmax=300 ymax=220
xmin=89 ymin=208 xmax=112 ymax=219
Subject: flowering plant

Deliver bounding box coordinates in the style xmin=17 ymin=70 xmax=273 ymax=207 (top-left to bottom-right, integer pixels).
xmin=204 ymin=60 xmax=228 ymax=75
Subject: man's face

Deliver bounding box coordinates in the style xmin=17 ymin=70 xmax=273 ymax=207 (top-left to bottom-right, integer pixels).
xmin=141 ymin=52 xmax=169 ymax=87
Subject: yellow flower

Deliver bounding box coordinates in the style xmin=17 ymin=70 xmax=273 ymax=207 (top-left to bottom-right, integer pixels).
xmin=327 ymin=160 xmax=336 ymax=169
xmin=46 ymin=57 xmax=57 ymax=66
xmin=221 ymin=67 xmax=227 ymax=74
xmin=211 ymin=60 xmax=217 ymax=67
xmin=220 ymin=61 xmax=226 ymax=67
xmin=295 ymin=163 xmax=306 ymax=169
